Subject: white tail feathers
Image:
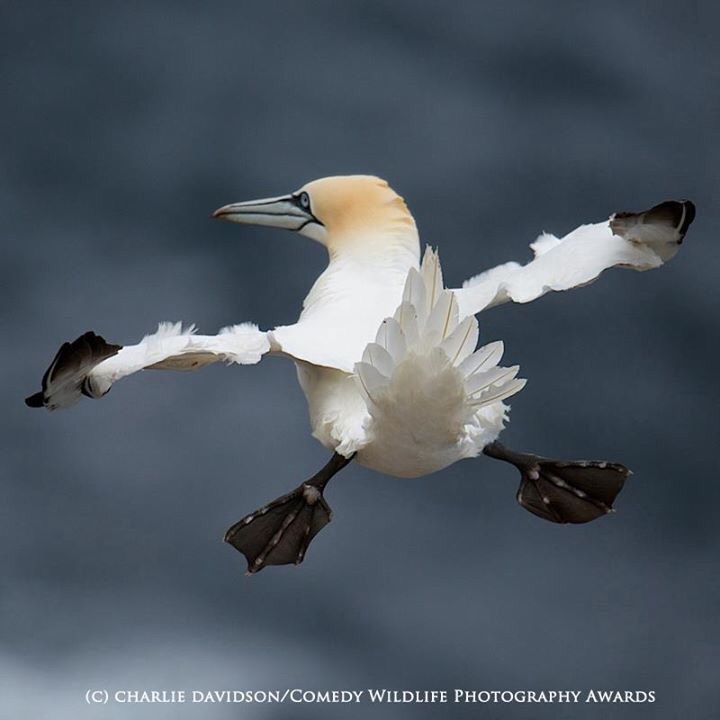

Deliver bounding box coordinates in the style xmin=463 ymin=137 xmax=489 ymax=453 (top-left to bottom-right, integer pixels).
xmin=420 ymin=246 xmax=444 ymax=309
xmin=466 ymin=365 xmax=525 ymax=407
xmin=374 ymin=316 xmax=407 ymax=363
xmin=355 ymin=247 xmax=526 ymax=413
xmin=440 ymin=315 xmax=478 ymax=366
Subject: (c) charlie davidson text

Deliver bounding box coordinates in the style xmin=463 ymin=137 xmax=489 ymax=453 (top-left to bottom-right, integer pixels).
xmin=94 ymin=688 xmax=655 ymax=704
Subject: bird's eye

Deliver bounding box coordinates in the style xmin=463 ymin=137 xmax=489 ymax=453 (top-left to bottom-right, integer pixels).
xmin=299 ymin=192 xmax=310 ymax=209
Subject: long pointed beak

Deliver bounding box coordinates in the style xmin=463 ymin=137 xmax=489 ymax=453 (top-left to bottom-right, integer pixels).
xmin=212 ymin=194 xmax=315 ymax=231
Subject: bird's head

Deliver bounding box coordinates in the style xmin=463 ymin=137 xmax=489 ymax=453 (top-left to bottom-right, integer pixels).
xmin=213 ymin=175 xmax=418 ymax=259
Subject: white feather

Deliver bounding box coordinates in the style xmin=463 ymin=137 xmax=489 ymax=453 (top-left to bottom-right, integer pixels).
xmin=354 ymin=361 xmax=389 ymax=407
xmin=465 ymin=365 xmax=520 ymax=399
xmin=401 ymin=267 xmax=427 ymax=322
xmin=440 ymin=315 xmax=479 ymax=366
xmin=374 ymin=317 xmax=407 ymax=363
xmin=468 ymin=378 xmax=527 ymax=407
xmin=392 ymin=302 xmax=420 ymax=349
xmin=422 ymin=289 xmax=458 ymax=348
xmin=360 ymin=342 xmax=395 ymax=379
xmin=457 ymin=340 xmax=505 ymax=379
xmin=217 ymin=322 xmax=272 ymax=364
xmin=420 ymin=246 xmax=444 ymax=309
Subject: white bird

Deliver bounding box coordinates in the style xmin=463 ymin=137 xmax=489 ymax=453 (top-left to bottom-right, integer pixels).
xmin=26 ymin=176 xmax=694 ymax=573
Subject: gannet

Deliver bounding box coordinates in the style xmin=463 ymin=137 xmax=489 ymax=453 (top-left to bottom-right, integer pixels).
xmin=25 ymin=176 xmax=695 ymax=573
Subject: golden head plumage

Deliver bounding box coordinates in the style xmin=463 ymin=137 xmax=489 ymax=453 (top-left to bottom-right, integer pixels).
xmin=300 ymin=175 xmax=416 ymax=245
xmin=213 ymin=175 xmax=418 ymax=259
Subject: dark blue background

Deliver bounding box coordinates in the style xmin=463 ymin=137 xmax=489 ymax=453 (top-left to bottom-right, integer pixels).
xmin=3 ymin=2 xmax=719 ymax=718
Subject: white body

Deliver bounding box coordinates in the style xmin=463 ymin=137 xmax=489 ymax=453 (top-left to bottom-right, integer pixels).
xmin=290 ymin=248 xmax=521 ymax=477
xmin=39 ymin=176 xmax=687 ymax=480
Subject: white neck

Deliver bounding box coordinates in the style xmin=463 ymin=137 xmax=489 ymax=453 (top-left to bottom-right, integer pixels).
xmin=299 ymin=228 xmax=420 ymax=345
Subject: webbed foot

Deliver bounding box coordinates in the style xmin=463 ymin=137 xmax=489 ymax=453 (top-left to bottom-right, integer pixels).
xmin=483 ymin=441 xmax=629 ymax=524
xmin=225 ymin=453 xmax=353 ymax=574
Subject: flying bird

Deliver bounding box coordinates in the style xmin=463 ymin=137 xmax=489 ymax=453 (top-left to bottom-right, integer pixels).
xmin=25 ymin=176 xmax=695 ymax=573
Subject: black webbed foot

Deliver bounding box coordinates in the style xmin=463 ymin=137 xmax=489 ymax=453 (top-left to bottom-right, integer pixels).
xmin=224 ymin=453 xmax=353 ymax=574
xmin=224 ymin=483 xmax=333 ymax=574
xmin=483 ymin=441 xmax=629 ymax=524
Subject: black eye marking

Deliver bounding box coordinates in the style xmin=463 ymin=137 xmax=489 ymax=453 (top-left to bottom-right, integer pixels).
xmin=291 ymin=191 xmax=323 ymax=230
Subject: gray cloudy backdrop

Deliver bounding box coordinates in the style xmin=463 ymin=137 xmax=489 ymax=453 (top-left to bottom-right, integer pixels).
xmin=2 ymin=2 xmax=719 ymax=719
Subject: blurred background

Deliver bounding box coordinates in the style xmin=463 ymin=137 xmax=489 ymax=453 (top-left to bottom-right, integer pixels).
xmin=2 ymin=1 xmax=719 ymax=718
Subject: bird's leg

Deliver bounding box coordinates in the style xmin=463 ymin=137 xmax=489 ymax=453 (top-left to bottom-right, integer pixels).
xmin=483 ymin=441 xmax=629 ymax=524
xmin=224 ymin=452 xmax=355 ymax=574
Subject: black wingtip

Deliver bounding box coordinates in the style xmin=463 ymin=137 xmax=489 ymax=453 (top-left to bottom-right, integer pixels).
xmin=25 ymin=392 xmax=44 ymax=408
xmin=611 ymin=198 xmax=696 ymax=246
xmin=644 ymin=199 xmax=696 ymax=238
xmin=679 ymin=199 xmax=696 ymax=236
xmin=26 ymin=330 xmax=122 ymax=411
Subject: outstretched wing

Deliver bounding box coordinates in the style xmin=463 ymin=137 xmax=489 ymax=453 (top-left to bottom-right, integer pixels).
xmin=454 ymin=199 xmax=695 ymax=317
xmin=26 ymin=321 xmax=271 ymax=410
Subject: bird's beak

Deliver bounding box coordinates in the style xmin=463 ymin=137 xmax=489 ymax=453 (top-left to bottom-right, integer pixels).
xmin=212 ymin=194 xmax=316 ymax=232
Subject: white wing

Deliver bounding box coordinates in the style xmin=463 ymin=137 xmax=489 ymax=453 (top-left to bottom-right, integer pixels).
xmin=26 ymin=321 xmax=271 ymax=410
xmin=454 ymin=200 xmax=695 ymax=317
